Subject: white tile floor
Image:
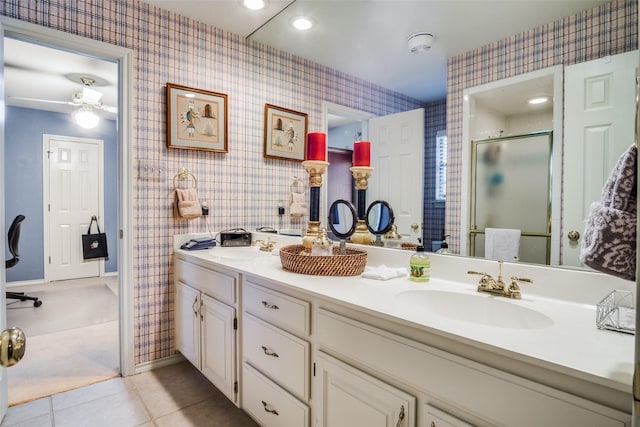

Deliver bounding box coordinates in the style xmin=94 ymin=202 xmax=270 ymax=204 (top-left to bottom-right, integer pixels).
xmin=1 ymin=361 xmax=258 ymax=427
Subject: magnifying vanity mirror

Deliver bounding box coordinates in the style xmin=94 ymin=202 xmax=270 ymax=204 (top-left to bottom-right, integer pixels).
xmin=328 ymin=199 xmax=358 ymax=254
xmin=365 ymin=200 xmax=395 ymax=246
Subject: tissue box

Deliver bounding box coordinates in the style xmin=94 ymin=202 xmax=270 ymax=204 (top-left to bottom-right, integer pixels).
xmin=596 ymin=290 xmax=635 ymax=334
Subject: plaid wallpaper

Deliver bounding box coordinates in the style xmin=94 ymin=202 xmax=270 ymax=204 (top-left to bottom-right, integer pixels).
xmin=445 ymin=0 xmax=638 ymax=253
xmin=3 ymin=0 xmax=634 ymax=366
xmin=0 ymin=0 xmax=426 ymax=364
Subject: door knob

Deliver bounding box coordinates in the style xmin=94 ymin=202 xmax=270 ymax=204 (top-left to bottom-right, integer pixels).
xmin=0 ymin=327 xmax=26 ymax=367
xmin=568 ymin=230 xmax=580 ymax=242
xmin=411 ymin=223 xmax=419 ymax=232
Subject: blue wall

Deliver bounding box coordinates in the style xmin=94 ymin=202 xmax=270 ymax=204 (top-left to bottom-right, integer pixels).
xmin=5 ymin=106 xmax=118 ymax=282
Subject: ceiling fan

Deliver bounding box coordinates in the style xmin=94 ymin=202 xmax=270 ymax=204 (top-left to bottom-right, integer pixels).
xmin=9 ymin=76 xmax=118 ymax=114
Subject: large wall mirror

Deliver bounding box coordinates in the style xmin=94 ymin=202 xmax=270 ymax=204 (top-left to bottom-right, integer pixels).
xmin=459 ymin=50 xmax=637 ymax=269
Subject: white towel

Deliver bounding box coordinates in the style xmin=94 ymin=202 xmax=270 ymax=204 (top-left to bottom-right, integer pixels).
xmin=485 ymin=228 xmax=520 ymax=262
xmin=362 ymin=265 xmax=408 ymax=281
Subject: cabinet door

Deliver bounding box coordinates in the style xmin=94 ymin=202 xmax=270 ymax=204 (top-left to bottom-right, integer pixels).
xmin=201 ymin=294 xmax=237 ymax=403
xmin=175 ymin=280 xmax=201 ymax=368
xmin=315 ymin=352 xmax=415 ymax=427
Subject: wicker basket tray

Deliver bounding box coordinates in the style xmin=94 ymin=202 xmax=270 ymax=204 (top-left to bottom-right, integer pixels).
xmin=279 ymin=244 xmax=368 ymax=276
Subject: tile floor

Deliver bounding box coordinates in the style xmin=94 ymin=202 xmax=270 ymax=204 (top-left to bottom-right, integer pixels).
xmin=1 ymin=361 xmax=258 ymax=427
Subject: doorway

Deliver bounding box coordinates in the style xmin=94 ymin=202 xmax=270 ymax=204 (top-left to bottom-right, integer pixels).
xmin=1 ymin=18 xmax=133 ymax=410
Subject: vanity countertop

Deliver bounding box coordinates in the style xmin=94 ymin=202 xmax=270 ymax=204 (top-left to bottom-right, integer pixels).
xmin=174 ymin=238 xmax=634 ymax=398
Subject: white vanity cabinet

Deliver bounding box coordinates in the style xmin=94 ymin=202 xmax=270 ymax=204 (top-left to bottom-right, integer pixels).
xmin=174 ymin=257 xmax=238 ymax=404
xmin=241 ymin=278 xmax=311 ymax=427
xmin=316 ymin=308 xmax=630 ymax=427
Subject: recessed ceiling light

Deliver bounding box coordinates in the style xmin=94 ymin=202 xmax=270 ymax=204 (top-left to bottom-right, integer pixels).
xmin=290 ymin=16 xmax=314 ymax=31
xmin=528 ymin=96 xmax=550 ymax=105
xmin=243 ymin=0 xmax=266 ymax=10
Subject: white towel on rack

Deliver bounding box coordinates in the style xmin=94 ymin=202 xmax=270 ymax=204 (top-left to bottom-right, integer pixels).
xmin=485 ymin=228 xmax=520 ymax=262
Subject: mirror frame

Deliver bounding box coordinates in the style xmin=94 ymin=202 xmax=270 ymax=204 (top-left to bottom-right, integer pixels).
xmin=327 ymin=199 xmax=358 ymax=240
xmin=365 ymin=200 xmax=395 ymax=235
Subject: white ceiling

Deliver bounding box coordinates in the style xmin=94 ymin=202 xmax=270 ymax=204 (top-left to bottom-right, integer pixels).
xmin=4 ymin=38 xmax=118 ymax=119
xmin=145 ymin=0 xmax=610 ymax=102
xmin=3 ymin=0 xmax=612 ymax=119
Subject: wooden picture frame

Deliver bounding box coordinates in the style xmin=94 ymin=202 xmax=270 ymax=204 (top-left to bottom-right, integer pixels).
xmin=263 ymin=104 xmax=308 ymax=161
xmin=166 ymin=83 xmax=228 ymax=153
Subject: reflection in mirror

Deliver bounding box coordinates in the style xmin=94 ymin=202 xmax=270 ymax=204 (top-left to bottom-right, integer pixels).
xmin=366 ymin=200 xmax=395 ymax=246
xmin=469 ymin=132 xmax=553 ymax=265
xmin=328 ymin=199 xmax=357 ymax=254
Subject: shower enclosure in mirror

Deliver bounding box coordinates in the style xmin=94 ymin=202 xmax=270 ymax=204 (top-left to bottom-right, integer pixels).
xmin=469 ymin=132 xmax=552 ymax=265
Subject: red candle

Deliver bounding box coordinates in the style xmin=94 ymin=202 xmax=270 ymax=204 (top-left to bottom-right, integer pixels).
xmin=353 ymin=141 xmax=371 ymax=166
xmin=307 ymin=132 xmax=326 ymax=161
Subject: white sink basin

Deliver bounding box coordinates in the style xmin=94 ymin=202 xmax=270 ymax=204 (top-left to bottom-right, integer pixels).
xmin=395 ymin=290 xmax=554 ymax=329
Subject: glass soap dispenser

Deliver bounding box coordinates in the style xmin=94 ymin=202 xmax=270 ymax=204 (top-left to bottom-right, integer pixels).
xmin=311 ymin=228 xmax=333 ymax=257
xmin=409 ymin=246 xmax=430 ymax=282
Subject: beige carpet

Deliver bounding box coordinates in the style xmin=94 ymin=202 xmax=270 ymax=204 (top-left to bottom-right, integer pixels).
xmin=7 ymin=282 xmax=118 ymax=337
xmin=7 ymin=321 xmax=119 ymax=406
xmin=6 ymin=277 xmax=120 ymax=406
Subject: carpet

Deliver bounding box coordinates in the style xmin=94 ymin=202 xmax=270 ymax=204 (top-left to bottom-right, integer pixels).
xmin=7 ymin=321 xmax=120 ymax=406
xmin=7 ymin=283 xmax=118 ymax=337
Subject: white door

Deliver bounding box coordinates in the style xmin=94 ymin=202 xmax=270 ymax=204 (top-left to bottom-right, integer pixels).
xmin=0 ymin=22 xmax=8 ymax=422
xmin=45 ymin=135 xmax=104 ymax=281
xmin=200 ymin=294 xmax=236 ymax=403
xmin=368 ymin=108 xmax=424 ymax=242
xmin=175 ymin=280 xmax=201 ymax=368
xmin=563 ymin=50 xmax=638 ymax=267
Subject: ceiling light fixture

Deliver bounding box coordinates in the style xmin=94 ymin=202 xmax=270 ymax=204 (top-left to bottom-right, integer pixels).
xmin=243 ymin=0 xmax=266 ymax=11
xmin=290 ymin=16 xmax=314 ymax=31
xmin=528 ymin=96 xmax=550 ymax=105
xmin=75 ymin=107 xmax=100 ymax=129
xmin=407 ymin=32 xmax=434 ymax=54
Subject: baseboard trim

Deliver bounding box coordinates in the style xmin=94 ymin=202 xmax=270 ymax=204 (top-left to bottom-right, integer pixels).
xmin=132 ymin=353 xmax=185 ymax=375
xmin=6 ymin=279 xmax=45 ymax=288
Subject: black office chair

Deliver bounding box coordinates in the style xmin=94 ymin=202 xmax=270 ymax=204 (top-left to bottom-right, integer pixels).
xmin=6 ymin=215 xmax=42 ymax=307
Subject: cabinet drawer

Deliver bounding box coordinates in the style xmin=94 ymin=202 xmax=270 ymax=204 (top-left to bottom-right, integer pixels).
xmin=424 ymin=405 xmax=474 ymax=427
xmin=242 ymin=362 xmax=309 ymax=427
xmin=175 ymin=259 xmax=237 ymax=305
xmin=317 ymin=309 xmax=627 ymax=427
xmin=243 ymin=280 xmax=310 ymax=336
xmin=243 ymin=313 xmax=310 ymax=400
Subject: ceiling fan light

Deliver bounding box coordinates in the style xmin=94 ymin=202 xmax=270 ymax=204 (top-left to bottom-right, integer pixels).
xmin=75 ymin=109 xmax=100 ymax=129
xmin=82 ymin=86 xmax=103 ymax=104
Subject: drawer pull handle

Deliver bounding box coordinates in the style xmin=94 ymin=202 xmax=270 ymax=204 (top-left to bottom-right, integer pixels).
xmin=261 ymin=346 xmax=279 ymax=357
xmin=261 ymin=400 xmax=279 ymax=416
xmin=261 ymin=301 xmax=279 ymax=310
xmin=396 ymin=405 xmax=405 ymax=427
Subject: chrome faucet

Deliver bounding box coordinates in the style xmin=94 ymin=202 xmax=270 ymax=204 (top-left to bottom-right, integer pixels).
xmin=467 ymin=261 xmax=532 ymax=299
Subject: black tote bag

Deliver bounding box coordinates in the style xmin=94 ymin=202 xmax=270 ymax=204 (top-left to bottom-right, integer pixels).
xmin=82 ymin=215 xmax=109 ymax=260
